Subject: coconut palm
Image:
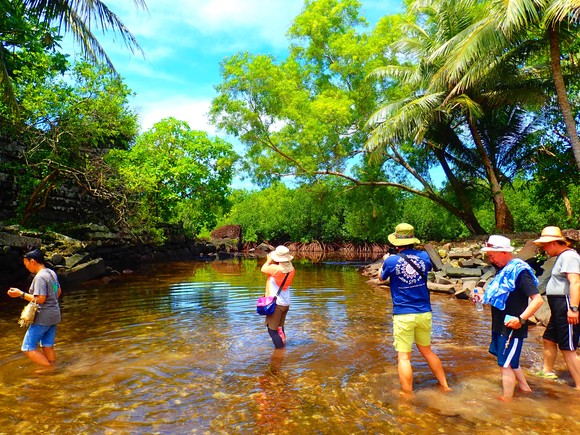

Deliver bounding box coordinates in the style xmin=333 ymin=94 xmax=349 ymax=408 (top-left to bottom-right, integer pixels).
xmin=1 ymin=0 xmax=147 ymax=110
xmin=544 ymin=0 xmax=580 ymax=170
xmin=439 ymin=0 xmax=580 ymax=170
xmin=366 ymin=0 xmax=544 ymax=232
xmin=365 ymin=0 xmax=485 ymax=234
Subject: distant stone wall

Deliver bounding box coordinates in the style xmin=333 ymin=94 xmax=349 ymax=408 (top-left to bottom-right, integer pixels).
xmin=211 ymin=224 xmax=242 ymax=251
xmin=0 ymin=138 xmax=24 ymax=220
xmin=29 ymin=183 xmax=118 ymax=228
xmin=0 ymin=136 xmax=117 ymax=227
xmin=0 ymin=225 xmax=217 ymax=293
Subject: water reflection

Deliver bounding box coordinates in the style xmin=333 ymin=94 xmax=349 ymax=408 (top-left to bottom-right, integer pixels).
xmin=0 ymin=258 xmax=578 ymax=433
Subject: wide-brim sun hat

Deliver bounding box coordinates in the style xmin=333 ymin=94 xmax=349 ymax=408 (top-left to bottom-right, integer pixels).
xmin=388 ymin=223 xmax=421 ymax=247
xmin=480 ymin=235 xmax=514 ymax=252
xmin=533 ymin=226 xmax=568 ymax=245
xmin=270 ymin=245 xmax=294 ymax=262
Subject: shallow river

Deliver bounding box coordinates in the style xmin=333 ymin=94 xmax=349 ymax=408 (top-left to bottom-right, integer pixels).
xmin=0 ymin=258 xmax=578 ymax=434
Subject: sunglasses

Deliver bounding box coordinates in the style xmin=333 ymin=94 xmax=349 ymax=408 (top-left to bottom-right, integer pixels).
xmin=484 ymin=243 xmax=508 ymax=248
xmin=483 ymin=242 xmax=511 ymax=252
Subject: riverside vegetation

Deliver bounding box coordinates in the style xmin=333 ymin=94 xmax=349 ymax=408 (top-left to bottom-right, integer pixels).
xmin=0 ymin=0 xmax=579 ymax=256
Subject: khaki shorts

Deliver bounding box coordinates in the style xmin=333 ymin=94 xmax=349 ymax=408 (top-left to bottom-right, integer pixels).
xmin=393 ymin=312 xmax=432 ymax=353
xmin=266 ymin=304 xmax=289 ymax=330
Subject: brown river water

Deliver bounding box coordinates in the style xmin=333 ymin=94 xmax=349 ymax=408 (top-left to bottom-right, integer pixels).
xmin=0 ymin=258 xmax=578 ymax=434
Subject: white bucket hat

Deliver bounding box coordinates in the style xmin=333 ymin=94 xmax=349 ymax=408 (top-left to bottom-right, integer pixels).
xmin=270 ymin=245 xmax=294 ymax=262
xmin=480 ymin=235 xmax=514 ymax=252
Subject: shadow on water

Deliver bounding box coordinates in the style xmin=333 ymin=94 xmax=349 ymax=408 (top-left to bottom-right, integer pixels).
xmin=0 ymin=258 xmax=578 ymax=433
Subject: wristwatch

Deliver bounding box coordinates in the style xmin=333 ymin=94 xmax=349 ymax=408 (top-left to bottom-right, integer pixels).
xmin=571 ymin=306 xmax=579 ymax=313
xmin=518 ymin=316 xmax=527 ymax=325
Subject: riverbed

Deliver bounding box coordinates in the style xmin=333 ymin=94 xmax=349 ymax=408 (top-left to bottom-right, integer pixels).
xmin=0 ymin=258 xmax=578 ymax=434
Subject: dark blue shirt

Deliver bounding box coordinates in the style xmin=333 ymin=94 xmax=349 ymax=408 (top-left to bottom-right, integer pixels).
xmin=380 ymin=249 xmax=432 ymax=315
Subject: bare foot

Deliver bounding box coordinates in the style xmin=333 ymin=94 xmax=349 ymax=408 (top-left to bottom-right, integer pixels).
xmin=439 ymin=385 xmax=452 ymax=392
xmin=398 ymin=389 xmax=413 ymax=399
xmin=34 ymin=365 xmax=56 ymax=375
xmin=497 ymin=395 xmax=512 ymax=402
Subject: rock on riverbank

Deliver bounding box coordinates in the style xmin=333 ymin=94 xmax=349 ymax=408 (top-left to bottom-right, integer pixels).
xmin=361 ymin=230 xmax=580 ymax=327
xmin=0 ymin=224 xmax=217 ymax=292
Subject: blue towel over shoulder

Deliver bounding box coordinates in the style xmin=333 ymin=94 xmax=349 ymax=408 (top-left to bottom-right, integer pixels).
xmin=483 ymin=258 xmax=539 ymax=310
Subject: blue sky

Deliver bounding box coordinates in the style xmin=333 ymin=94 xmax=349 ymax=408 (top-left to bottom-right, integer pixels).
xmin=80 ymin=0 xmax=404 ymax=135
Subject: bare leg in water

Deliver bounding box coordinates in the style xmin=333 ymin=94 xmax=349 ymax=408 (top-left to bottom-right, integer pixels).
xmin=267 ymin=328 xmax=285 ymax=348
xmin=417 ymin=344 xmax=451 ymax=392
xmin=514 ymin=367 xmax=532 ymax=392
xmin=24 ymin=349 xmax=53 ymax=366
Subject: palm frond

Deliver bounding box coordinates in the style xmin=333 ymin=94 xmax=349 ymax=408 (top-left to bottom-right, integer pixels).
xmin=366 ymin=92 xmax=445 ymax=151
xmin=490 ymin=0 xmax=546 ymax=33
xmin=544 ymin=0 xmax=580 ymax=26
xmin=24 ymin=0 xmax=146 ymax=67
xmin=445 ymin=94 xmax=484 ymax=119
xmin=368 ymin=65 xmax=424 ymax=88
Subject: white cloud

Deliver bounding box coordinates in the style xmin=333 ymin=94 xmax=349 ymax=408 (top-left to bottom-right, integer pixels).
xmin=133 ymin=95 xmax=216 ymax=134
xmin=109 ymin=0 xmax=303 ymax=51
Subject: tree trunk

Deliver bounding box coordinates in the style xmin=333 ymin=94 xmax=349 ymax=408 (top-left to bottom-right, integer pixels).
xmin=548 ymin=27 xmax=580 ymax=171
xmin=562 ymin=188 xmax=572 ymax=219
xmin=432 ymin=146 xmax=487 ymax=235
xmin=467 ymin=119 xmax=514 ymax=232
xmin=22 ymin=170 xmax=59 ymax=226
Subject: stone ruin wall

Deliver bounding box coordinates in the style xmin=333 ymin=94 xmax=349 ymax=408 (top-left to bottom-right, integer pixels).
xmin=0 ymin=137 xmax=117 ymax=227
xmin=0 ymin=138 xmax=218 ymax=292
xmin=0 ymin=139 xmax=22 ymax=221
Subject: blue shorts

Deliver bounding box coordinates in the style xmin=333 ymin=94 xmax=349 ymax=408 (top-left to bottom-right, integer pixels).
xmin=22 ymin=324 xmax=57 ymax=351
xmin=489 ymin=332 xmax=523 ymax=369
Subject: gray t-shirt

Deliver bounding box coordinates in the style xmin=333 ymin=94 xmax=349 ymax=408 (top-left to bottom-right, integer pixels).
xmin=546 ymin=249 xmax=580 ymax=296
xmin=28 ymin=268 xmax=61 ymax=325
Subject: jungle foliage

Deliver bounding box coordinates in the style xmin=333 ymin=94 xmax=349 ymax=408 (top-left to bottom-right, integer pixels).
xmin=105 ymin=118 xmax=238 ymax=241
xmin=210 ymin=0 xmax=580 ymax=240
xmin=1 ymin=0 xmax=580 ymax=244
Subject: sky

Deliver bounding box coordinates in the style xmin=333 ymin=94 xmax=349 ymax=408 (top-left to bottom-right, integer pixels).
xmin=79 ymin=0 xmax=404 ymax=135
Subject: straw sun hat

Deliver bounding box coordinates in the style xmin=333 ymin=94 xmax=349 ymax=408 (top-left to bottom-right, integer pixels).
xmin=533 ymin=226 xmax=568 ymax=245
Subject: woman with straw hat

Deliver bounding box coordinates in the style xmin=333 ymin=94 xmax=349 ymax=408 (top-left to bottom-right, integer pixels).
xmin=261 ymin=246 xmax=295 ymax=348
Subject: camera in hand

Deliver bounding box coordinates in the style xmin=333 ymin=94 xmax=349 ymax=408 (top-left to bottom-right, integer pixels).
xmin=388 ymin=246 xmax=398 ymax=255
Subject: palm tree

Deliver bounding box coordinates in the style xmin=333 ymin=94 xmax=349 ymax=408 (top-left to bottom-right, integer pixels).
xmin=440 ymin=0 xmax=580 ymax=170
xmin=1 ymin=0 xmax=147 ymax=110
xmin=366 ymin=0 xmax=543 ymax=232
xmin=544 ymin=1 xmax=580 ymax=170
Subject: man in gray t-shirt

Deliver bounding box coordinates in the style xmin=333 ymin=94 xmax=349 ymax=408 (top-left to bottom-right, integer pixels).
xmin=534 ymin=227 xmax=580 ymax=388
xmin=7 ymin=248 xmax=62 ymax=367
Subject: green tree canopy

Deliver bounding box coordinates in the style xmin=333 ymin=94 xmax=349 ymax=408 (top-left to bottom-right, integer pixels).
xmin=106 ymin=118 xmax=239 ymax=240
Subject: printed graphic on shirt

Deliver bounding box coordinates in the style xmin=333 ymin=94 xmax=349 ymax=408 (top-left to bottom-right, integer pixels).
xmin=395 ymin=256 xmax=425 ymax=285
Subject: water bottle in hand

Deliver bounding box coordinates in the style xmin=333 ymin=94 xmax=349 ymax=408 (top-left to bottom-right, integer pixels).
xmin=473 ymin=288 xmax=483 ymax=311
